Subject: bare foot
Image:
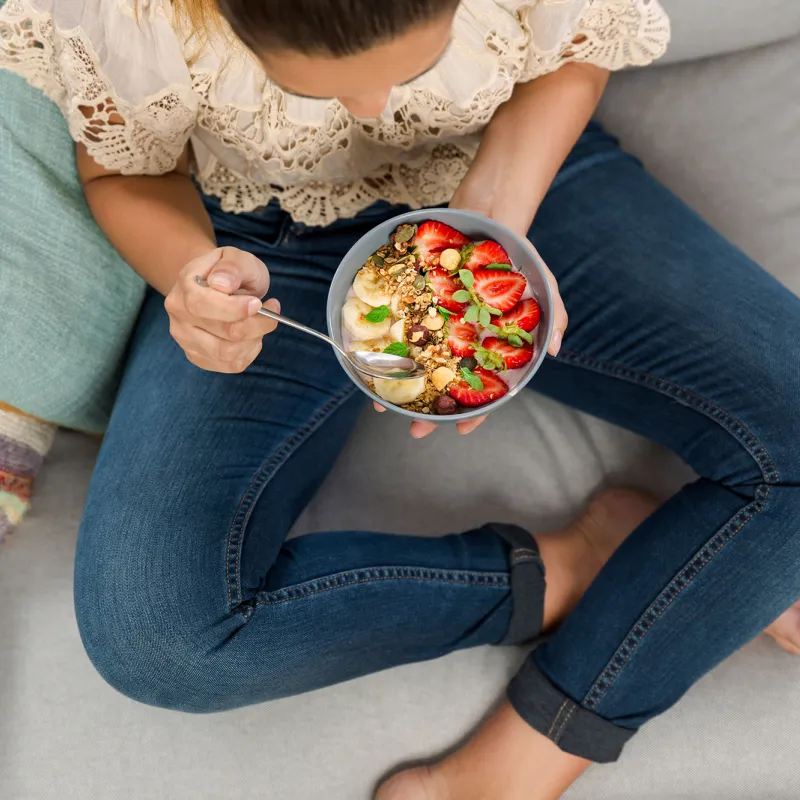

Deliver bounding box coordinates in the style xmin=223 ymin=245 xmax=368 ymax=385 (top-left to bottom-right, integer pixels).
xmin=764 ymin=601 xmax=800 ymax=655
xmin=536 ymin=488 xmax=659 ymax=631
xmin=376 ymin=489 xmax=659 ymax=800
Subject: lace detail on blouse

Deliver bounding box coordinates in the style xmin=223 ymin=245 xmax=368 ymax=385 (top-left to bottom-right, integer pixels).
xmin=0 ymin=0 xmax=670 ymax=225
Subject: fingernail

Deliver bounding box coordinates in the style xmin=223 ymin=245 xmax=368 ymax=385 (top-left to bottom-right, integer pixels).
xmin=208 ymin=272 xmax=234 ymax=291
xmin=266 ymin=298 xmax=281 ymax=313
xmin=247 ymin=298 xmax=262 ymax=315
xmin=550 ymin=330 xmax=562 ymax=357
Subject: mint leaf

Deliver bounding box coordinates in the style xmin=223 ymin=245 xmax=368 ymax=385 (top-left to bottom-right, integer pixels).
xmin=483 ymin=263 xmax=512 ymax=271
xmin=518 ymin=330 xmax=534 ymax=345
xmin=487 ymin=306 xmax=503 ymax=316
xmin=461 ymin=367 xmax=484 ymax=391
xmin=508 ymin=334 xmax=523 ymax=348
xmin=458 ymin=269 xmax=474 ymax=288
xmin=479 ymin=307 xmax=491 ymax=328
xmin=365 ymin=305 xmax=391 ymax=323
xmin=463 ymin=305 xmax=480 ymax=323
xmin=383 ymin=341 xmax=408 ymax=357
xmin=452 ymin=290 xmax=471 ymax=303
xmin=436 ymin=306 xmax=454 ymax=319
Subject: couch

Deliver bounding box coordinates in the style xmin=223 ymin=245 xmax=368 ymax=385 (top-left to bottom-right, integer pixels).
xmin=2 ymin=1 xmax=799 ymax=797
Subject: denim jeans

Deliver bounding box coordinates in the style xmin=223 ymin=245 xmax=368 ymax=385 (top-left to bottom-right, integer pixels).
xmin=75 ymin=123 xmax=800 ymax=764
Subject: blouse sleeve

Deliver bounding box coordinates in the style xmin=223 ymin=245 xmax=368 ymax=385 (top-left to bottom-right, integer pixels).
xmin=501 ymin=0 xmax=671 ymax=80
xmin=0 ymin=0 xmax=198 ymax=175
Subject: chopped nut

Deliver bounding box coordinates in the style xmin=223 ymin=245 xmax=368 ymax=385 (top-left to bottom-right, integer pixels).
xmin=422 ymin=314 xmax=445 ymax=332
xmin=439 ymin=248 xmax=461 ymax=271
xmin=407 ymin=325 xmax=431 ymax=346
xmin=431 ymin=366 xmax=456 ymax=392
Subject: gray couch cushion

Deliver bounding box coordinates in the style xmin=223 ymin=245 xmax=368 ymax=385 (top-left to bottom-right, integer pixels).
xmin=659 ymin=0 xmax=800 ymax=63
xmin=2 ymin=33 xmax=799 ymax=800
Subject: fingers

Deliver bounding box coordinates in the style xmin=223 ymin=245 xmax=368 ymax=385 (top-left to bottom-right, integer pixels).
xmin=457 ymin=415 xmax=487 ymax=435
xmin=543 ymin=265 xmax=568 ymax=358
xmin=373 ymin=402 xmax=387 ymax=413
xmin=410 ymin=420 xmax=438 ymax=438
xmin=202 ymin=298 xmax=280 ymax=341
xmin=207 ymin=246 xmax=271 ymax=297
xmin=182 ymin=328 xmax=263 ymax=374
xmin=175 ymin=272 xmax=262 ymax=323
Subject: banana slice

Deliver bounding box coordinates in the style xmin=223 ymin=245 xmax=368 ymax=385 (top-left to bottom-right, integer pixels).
xmin=348 ymin=337 xmax=391 ymax=353
xmin=389 ymin=319 xmax=405 ymax=343
xmin=353 ymin=266 xmax=392 ymax=307
xmin=342 ymin=297 xmax=392 ymax=340
xmin=373 ymin=376 xmax=426 ymax=406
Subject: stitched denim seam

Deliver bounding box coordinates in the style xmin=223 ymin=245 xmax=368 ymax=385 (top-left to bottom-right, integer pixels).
xmin=552 ymin=703 xmax=578 ymax=745
xmin=547 ymin=700 xmax=571 ymax=739
xmin=558 ymin=350 xmax=780 ymax=485
xmin=225 ymin=385 xmax=358 ymax=611
xmin=251 ymin=566 xmax=511 ymax=607
xmin=581 ymin=484 xmax=771 ymax=712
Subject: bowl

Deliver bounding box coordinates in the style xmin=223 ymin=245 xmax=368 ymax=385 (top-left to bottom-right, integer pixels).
xmin=326 ymin=208 xmax=555 ymax=423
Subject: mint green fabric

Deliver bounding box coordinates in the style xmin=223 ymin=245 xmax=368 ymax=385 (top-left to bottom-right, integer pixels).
xmin=0 ymin=71 xmax=145 ymax=433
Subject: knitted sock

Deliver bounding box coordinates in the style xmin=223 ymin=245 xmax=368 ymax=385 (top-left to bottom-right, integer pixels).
xmin=0 ymin=403 xmax=56 ymax=542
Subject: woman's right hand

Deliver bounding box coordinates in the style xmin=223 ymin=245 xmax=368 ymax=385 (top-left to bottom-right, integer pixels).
xmin=165 ymin=246 xmax=280 ymax=373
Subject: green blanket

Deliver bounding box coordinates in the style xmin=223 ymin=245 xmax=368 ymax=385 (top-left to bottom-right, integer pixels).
xmin=0 ymin=71 xmax=145 ymax=433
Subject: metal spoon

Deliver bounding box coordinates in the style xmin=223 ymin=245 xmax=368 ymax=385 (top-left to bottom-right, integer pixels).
xmin=195 ymin=276 xmax=425 ymax=381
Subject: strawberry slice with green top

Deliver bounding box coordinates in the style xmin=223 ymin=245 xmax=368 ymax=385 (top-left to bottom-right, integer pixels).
xmin=415 ymin=221 xmax=471 ymax=266
xmin=497 ymin=298 xmax=540 ymax=332
xmin=448 ymin=367 xmax=509 ymax=408
xmin=471 ymin=269 xmax=527 ymax=313
xmin=460 ymin=241 xmax=511 ymax=273
xmin=446 ymin=319 xmax=479 ymax=357
xmin=428 ymin=268 xmax=470 ymax=313
xmin=479 ymin=337 xmax=534 ymax=370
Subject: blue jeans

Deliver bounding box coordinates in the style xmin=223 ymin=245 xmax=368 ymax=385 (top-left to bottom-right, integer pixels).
xmin=75 ymin=123 xmax=800 ymax=763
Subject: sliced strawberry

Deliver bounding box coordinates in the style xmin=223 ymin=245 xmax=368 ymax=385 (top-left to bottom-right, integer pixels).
xmin=428 ymin=268 xmax=469 ymax=313
xmin=448 ymin=367 xmax=509 ymax=408
xmin=447 ymin=320 xmax=479 ymax=357
xmin=480 ymin=337 xmax=534 ymax=370
xmin=415 ymin=221 xmax=471 ymax=266
xmin=497 ymin=298 xmax=540 ymax=333
xmin=472 ymin=270 xmax=527 ymax=313
xmin=460 ymin=241 xmax=511 ymax=272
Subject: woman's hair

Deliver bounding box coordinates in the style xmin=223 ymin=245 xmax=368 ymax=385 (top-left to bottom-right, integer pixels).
xmin=175 ymin=0 xmax=459 ymax=56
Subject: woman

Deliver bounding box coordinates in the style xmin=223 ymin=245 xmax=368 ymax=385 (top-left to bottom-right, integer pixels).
xmin=1 ymin=0 xmax=798 ymax=797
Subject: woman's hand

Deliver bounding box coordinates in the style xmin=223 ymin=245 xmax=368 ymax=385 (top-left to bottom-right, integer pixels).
xmin=165 ymin=247 xmax=280 ymax=373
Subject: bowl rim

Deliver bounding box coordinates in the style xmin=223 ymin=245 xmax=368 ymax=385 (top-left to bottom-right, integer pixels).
xmin=326 ymin=208 xmax=555 ymax=422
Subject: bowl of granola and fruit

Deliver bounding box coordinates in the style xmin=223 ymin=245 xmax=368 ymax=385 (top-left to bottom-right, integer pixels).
xmin=326 ymin=209 xmax=554 ymax=423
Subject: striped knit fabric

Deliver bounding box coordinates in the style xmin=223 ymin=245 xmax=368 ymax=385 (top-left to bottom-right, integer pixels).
xmin=0 ymin=403 xmax=56 ymax=542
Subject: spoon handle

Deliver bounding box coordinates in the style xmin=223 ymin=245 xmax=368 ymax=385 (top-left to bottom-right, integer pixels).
xmin=194 ymin=276 xmax=348 ymax=359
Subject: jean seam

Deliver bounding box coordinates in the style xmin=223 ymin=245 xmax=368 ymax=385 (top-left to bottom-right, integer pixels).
xmin=547 ymin=699 xmax=571 ymax=739
xmin=225 ymin=384 xmax=358 ymax=611
xmin=251 ymin=566 xmax=510 ymax=607
xmin=552 ymin=703 xmax=578 ymax=744
xmin=558 ymin=349 xmax=780 ymax=485
xmin=581 ymin=484 xmax=771 ymax=712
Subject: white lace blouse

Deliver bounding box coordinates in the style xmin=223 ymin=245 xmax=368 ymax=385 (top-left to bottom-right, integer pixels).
xmin=0 ymin=0 xmax=670 ymax=225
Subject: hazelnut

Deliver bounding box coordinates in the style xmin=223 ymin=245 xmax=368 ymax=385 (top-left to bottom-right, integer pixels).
xmin=431 ymin=366 xmax=456 ymax=392
xmin=433 ymin=395 xmax=459 ymax=415
xmin=422 ymin=313 xmax=445 ymax=332
xmin=407 ymin=325 xmax=431 ymax=346
xmin=439 ymin=248 xmax=462 ymax=271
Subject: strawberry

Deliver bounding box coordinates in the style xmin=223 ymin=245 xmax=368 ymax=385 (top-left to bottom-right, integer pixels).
xmin=460 ymin=241 xmax=511 ymax=272
xmin=428 ymin=268 xmax=469 ymax=313
xmin=480 ymin=337 xmax=534 ymax=370
xmin=448 ymin=367 xmax=509 ymax=408
xmin=447 ymin=320 xmax=479 ymax=357
xmin=497 ymin=298 xmax=540 ymax=332
xmin=415 ymin=221 xmax=471 ymax=266
xmin=471 ymin=270 xmax=527 ymax=313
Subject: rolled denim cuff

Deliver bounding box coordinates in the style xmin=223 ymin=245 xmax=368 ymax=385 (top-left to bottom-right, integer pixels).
xmin=486 ymin=522 xmax=546 ymax=646
xmin=508 ymin=658 xmax=637 ymax=763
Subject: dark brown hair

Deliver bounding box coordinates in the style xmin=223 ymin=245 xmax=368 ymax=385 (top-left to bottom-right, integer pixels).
xmin=213 ymin=0 xmax=459 ymax=56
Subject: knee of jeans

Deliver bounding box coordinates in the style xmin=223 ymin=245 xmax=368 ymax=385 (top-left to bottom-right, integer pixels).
xmin=74 ymin=516 xmax=265 ymax=713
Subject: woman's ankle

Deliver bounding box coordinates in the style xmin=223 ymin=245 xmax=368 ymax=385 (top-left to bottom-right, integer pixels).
xmin=0 ymin=404 xmax=56 ymax=541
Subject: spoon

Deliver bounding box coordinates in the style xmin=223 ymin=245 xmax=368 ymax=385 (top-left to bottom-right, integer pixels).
xmin=195 ymin=276 xmax=426 ymax=381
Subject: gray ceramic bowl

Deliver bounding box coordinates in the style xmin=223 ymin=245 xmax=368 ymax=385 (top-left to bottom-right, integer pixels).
xmin=326 ymin=208 xmax=554 ymax=423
